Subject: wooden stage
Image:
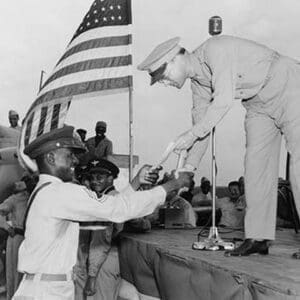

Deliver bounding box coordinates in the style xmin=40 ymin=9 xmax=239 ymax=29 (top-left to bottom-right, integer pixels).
xmin=119 ymin=228 xmax=300 ymax=300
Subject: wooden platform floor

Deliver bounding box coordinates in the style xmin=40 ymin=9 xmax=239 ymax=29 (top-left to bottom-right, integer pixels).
xmin=121 ymin=227 xmax=300 ymax=297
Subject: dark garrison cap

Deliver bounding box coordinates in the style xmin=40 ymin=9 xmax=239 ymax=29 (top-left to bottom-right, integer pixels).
xmin=87 ymin=158 xmax=119 ymax=179
xmin=96 ymin=121 xmax=107 ymax=128
xmin=24 ymin=125 xmax=87 ymax=159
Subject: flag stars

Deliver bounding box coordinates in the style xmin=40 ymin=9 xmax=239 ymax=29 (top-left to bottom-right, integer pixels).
xmin=95 ymin=19 xmax=99 ymax=23
xmin=101 ymin=7 xmax=105 ymax=11
xmin=118 ymin=15 xmax=122 ymax=20
xmin=117 ymin=5 xmax=121 ymax=9
xmin=87 ymin=22 xmax=91 ymax=26
xmin=111 ymin=16 xmax=115 ymax=20
xmin=93 ymin=10 xmax=98 ymax=14
xmin=110 ymin=5 xmax=114 ymax=10
xmin=103 ymin=17 xmax=107 ymax=21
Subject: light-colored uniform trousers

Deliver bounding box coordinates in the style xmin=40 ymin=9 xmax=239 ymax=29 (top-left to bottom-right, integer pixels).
xmin=12 ymin=275 xmax=74 ymax=300
xmin=243 ymin=54 xmax=300 ymax=240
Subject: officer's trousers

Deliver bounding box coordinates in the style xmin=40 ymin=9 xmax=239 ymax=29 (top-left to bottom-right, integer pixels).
xmin=243 ymin=55 xmax=300 ymax=239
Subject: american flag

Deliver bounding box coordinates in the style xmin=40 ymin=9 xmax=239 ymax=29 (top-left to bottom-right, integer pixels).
xmin=19 ymin=0 xmax=132 ymax=168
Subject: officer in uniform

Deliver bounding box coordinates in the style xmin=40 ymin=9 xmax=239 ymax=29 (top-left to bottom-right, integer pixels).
xmin=138 ymin=35 xmax=300 ymax=257
xmin=13 ymin=125 xmax=192 ymax=299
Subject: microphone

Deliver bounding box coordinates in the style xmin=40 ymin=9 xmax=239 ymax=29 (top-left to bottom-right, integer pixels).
xmin=209 ymin=16 xmax=222 ymax=36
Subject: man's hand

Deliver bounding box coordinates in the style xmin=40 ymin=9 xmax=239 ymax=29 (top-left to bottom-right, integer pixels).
xmin=131 ymin=165 xmax=162 ymax=191
xmin=173 ymin=130 xmax=198 ymax=151
xmin=84 ymin=276 xmax=96 ymax=296
xmin=161 ymin=171 xmax=194 ymax=194
xmin=176 ymin=171 xmax=194 ymax=189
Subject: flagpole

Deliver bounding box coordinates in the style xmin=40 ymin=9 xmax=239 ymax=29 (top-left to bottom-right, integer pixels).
xmin=129 ymin=87 xmax=133 ymax=181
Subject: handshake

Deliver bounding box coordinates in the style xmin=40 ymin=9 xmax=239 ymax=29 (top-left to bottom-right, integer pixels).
xmin=131 ymin=165 xmax=194 ymax=194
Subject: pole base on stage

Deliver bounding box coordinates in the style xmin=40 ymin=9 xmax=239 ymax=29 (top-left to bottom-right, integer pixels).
xmin=192 ymin=226 xmax=235 ymax=251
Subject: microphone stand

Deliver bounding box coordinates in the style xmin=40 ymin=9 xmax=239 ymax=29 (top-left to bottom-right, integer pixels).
xmin=192 ymin=127 xmax=234 ymax=251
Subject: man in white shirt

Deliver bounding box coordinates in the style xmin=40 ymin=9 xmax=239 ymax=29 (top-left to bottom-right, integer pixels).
xmin=13 ymin=125 xmax=192 ymax=300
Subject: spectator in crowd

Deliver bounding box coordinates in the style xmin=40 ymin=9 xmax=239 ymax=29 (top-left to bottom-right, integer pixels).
xmin=191 ymin=177 xmax=212 ymax=207
xmin=75 ymin=158 xmax=124 ymax=300
xmin=8 ymin=110 xmax=21 ymax=130
xmin=76 ymin=129 xmax=87 ymax=144
xmin=216 ymin=181 xmax=246 ymax=228
xmin=276 ymin=178 xmax=296 ymax=228
xmin=86 ymin=121 xmax=113 ymax=160
xmin=0 ymin=173 xmax=37 ymax=300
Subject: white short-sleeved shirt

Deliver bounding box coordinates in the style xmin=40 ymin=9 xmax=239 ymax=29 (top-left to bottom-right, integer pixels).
xmin=18 ymin=174 xmax=166 ymax=274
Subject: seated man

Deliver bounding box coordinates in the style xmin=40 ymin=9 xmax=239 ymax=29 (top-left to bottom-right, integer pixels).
xmin=75 ymin=158 xmax=123 ymax=300
xmin=217 ymin=181 xmax=246 ymax=228
xmin=276 ymin=178 xmax=298 ymax=228
xmin=191 ymin=177 xmax=212 ymax=207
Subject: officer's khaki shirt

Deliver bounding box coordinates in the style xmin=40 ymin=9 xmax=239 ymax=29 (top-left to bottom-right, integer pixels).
xmin=186 ymin=35 xmax=278 ymax=167
xmin=18 ymin=174 xmax=166 ymax=275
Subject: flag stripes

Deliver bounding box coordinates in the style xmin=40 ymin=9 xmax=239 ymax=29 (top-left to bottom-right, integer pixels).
xmin=24 ymin=101 xmax=71 ymax=146
xmin=53 ymin=46 xmax=131 ymax=72
xmin=37 ymin=107 xmax=48 ymax=137
xmin=29 ymin=77 xmax=131 ymax=112
xmin=67 ymin=25 xmax=131 ymax=50
xmin=24 ymin=113 xmax=34 ymax=147
xmin=50 ymin=104 xmax=61 ymax=131
xmin=44 ymin=55 xmax=132 ymax=88
xmin=57 ymin=34 xmax=132 ymax=66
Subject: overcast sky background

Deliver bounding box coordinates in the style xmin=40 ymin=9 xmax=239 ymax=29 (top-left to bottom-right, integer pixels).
xmin=1 ymin=0 xmax=299 ymax=185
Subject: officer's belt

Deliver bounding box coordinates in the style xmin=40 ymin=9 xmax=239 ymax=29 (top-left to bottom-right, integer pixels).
xmin=24 ymin=272 xmax=72 ymax=281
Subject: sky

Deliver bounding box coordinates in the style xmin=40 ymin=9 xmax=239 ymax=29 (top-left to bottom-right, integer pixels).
xmin=1 ymin=0 xmax=299 ymax=185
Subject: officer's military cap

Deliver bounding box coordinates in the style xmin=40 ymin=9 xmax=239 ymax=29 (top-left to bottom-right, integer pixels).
xmin=24 ymin=125 xmax=87 ymax=159
xmin=96 ymin=121 xmax=107 ymax=128
xmin=87 ymin=158 xmax=119 ymax=179
xmin=137 ymin=37 xmax=181 ymax=85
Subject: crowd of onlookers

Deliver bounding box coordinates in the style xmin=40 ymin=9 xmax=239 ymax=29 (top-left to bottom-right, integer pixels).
xmin=0 ymin=112 xmax=297 ymax=299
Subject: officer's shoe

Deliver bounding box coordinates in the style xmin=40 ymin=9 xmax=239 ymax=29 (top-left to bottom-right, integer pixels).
xmin=292 ymin=250 xmax=300 ymax=259
xmin=224 ymin=239 xmax=269 ymax=257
